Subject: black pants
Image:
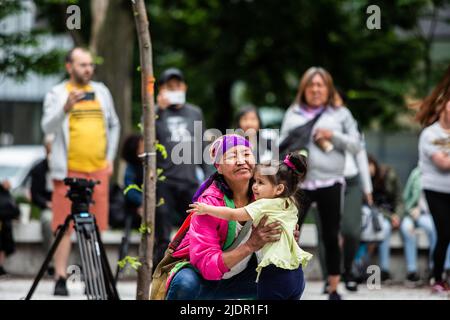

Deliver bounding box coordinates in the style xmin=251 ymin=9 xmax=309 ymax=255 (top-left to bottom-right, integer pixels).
xmin=424 ymin=189 xmax=450 ymax=282
xmin=154 ymin=181 xmax=197 ymax=266
xmin=341 ymin=175 xmax=363 ymax=277
xmin=297 ymin=183 xmax=342 ymax=276
xmin=0 ymin=219 xmax=15 ymax=256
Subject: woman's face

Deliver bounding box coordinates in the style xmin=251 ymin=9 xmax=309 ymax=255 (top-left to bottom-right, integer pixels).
xmin=304 ymin=74 xmax=329 ymax=108
xmin=441 ymin=100 xmax=450 ymax=121
xmin=369 ymin=162 xmax=376 ymax=178
xmin=239 ymin=111 xmax=260 ymax=133
xmin=217 ymin=145 xmax=255 ymax=183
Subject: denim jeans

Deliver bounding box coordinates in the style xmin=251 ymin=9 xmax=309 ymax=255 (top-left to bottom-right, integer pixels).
xmin=166 ymin=254 xmax=258 ymax=300
xmin=400 ymin=214 xmax=450 ymax=273
xmin=378 ymin=218 xmax=392 ymax=271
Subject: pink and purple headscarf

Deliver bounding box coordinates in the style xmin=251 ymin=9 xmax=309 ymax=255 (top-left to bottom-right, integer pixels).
xmin=192 ymin=134 xmax=252 ymax=202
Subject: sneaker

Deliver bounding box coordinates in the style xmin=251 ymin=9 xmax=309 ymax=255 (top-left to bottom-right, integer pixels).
xmin=322 ymin=281 xmax=329 ymax=295
xmin=343 ymin=274 xmax=358 ymax=292
xmin=431 ymin=281 xmax=450 ymax=294
xmin=0 ymin=266 xmax=8 ymax=277
xmin=47 ymin=266 xmax=55 ymax=277
xmin=381 ymin=270 xmax=392 ymax=283
xmin=54 ymin=277 xmax=69 ymax=296
xmin=405 ymin=272 xmax=422 ymax=287
xmin=328 ymin=291 xmax=342 ymax=300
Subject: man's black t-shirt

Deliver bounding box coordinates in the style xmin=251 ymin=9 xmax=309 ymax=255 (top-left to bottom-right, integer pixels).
xmin=156 ymin=103 xmax=213 ymax=187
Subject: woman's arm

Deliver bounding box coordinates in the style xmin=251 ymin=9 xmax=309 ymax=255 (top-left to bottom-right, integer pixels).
xmin=431 ymin=151 xmax=450 ymax=170
xmin=188 ymin=202 xmax=252 ymax=221
xmin=330 ymin=107 xmax=362 ymax=154
xmin=356 ymin=147 xmax=373 ymax=195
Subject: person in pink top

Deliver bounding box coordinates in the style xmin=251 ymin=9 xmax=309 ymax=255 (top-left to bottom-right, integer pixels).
xmin=165 ymin=134 xmax=289 ymax=300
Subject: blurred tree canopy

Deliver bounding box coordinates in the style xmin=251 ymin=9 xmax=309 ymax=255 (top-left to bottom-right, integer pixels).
xmin=0 ymin=0 xmax=65 ymax=79
xmin=2 ymin=0 xmax=450 ymax=132
xmin=147 ymin=0 xmax=448 ymax=130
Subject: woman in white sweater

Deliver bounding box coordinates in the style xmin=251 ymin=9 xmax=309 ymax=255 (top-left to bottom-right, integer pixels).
xmin=279 ymin=67 xmax=362 ymax=300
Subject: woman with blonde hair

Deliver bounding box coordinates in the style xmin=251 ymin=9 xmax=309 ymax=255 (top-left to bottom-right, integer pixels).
xmin=416 ymin=65 xmax=450 ymax=293
xmin=279 ymin=66 xmax=362 ymax=300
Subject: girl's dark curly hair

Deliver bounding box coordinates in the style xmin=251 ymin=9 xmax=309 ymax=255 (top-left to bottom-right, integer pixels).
xmin=121 ymin=134 xmax=143 ymax=165
xmin=256 ymin=151 xmax=308 ymax=200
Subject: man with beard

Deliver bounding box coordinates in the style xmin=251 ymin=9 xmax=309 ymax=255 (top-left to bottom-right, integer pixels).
xmin=41 ymin=47 xmax=120 ymax=296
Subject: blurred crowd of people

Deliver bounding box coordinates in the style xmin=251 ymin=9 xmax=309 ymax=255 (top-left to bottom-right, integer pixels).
xmin=0 ymin=47 xmax=449 ymax=299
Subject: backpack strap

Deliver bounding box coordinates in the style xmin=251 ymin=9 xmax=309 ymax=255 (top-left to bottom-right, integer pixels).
xmin=168 ymin=211 xmax=195 ymax=251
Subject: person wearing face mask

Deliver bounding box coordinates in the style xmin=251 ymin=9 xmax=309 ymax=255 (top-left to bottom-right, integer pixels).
xmin=154 ymin=68 xmax=214 ymax=266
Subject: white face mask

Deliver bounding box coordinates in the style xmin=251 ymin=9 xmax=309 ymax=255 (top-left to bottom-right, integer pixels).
xmin=164 ymin=90 xmax=186 ymax=105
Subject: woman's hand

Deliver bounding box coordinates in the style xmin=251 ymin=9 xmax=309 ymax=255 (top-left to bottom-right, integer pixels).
xmin=1 ymin=180 xmax=11 ymax=190
xmin=244 ymin=215 xmax=281 ymax=252
xmin=365 ymin=193 xmax=374 ymax=206
xmin=187 ymin=202 xmax=209 ymax=215
xmin=391 ymin=214 xmax=401 ymax=229
xmin=313 ymin=128 xmax=333 ymax=141
xmin=294 ymin=224 xmax=300 ymax=243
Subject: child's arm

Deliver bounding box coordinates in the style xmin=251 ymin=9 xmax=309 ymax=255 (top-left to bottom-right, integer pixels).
xmin=188 ymin=202 xmax=252 ymax=221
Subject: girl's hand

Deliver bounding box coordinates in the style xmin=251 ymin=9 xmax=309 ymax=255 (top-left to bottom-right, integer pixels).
xmin=187 ymin=202 xmax=208 ymax=215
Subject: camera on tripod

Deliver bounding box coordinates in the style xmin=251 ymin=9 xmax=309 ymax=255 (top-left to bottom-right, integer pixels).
xmin=64 ymin=177 xmax=99 ymax=214
xmin=27 ymin=177 xmax=119 ymax=300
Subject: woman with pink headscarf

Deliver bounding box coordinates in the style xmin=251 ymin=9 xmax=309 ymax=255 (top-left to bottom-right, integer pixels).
xmin=164 ymin=134 xmax=285 ymax=300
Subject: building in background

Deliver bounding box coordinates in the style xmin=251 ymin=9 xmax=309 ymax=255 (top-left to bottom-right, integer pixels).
xmin=0 ymin=1 xmax=73 ymax=146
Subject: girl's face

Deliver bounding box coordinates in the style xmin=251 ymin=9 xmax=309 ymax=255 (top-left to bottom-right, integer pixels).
xmin=252 ymin=171 xmax=284 ymax=200
xmin=239 ymin=111 xmax=260 ymax=133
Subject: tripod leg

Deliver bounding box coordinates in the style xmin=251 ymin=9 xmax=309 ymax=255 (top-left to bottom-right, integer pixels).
xmin=89 ymin=233 xmax=107 ymax=299
xmin=79 ymin=230 xmax=101 ymax=299
xmin=94 ymin=223 xmax=120 ymax=300
xmin=76 ymin=228 xmax=95 ymax=300
xmin=25 ymin=215 xmax=72 ymax=300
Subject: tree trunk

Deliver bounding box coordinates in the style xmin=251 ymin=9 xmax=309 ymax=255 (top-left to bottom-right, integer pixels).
xmin=90 ymin=0 xmax=135 ymax=173
xmin=131 ymin=0 xmax=157 ymax=301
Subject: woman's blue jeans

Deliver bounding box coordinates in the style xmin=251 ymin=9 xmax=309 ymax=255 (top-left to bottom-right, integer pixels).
xmin=400 ymin=214 xmax=450 ymax=273
xmin=166 ymin=255 xmax=258 ymax=300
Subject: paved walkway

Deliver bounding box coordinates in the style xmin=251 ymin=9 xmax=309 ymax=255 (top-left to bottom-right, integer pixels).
xmin=0 ymin=277 xmax=448 ymax=300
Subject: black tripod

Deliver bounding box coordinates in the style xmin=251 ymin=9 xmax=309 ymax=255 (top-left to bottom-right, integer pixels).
xmin=25 ymin=178 xmax=119 ymax=300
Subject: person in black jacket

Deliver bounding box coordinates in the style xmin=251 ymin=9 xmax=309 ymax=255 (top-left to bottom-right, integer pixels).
xmin=0 ymin=180 xmax=16 ymax=276
xmin=29 ymin=135 xmax=54 ymax=274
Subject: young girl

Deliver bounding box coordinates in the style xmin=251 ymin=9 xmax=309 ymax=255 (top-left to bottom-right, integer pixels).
xmin=188 ymin=151 xmax=313 ymax=300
